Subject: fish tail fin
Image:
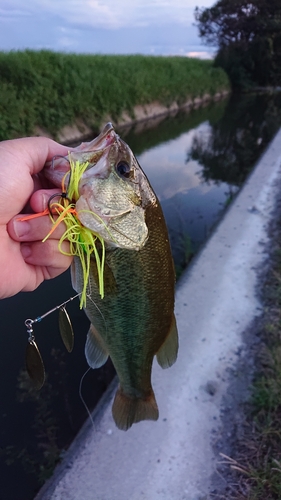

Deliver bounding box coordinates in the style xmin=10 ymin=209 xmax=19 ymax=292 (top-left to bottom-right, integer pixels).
xmin=112 ymin=387 xmax=159 ymax=431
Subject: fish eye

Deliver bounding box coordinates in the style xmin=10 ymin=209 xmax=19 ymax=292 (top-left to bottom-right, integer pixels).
xmin=116 ymin=161 xmax=131 ymax=179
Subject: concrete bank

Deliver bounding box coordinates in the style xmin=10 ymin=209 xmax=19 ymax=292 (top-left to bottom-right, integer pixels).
xmin=36 ymin=130 xmax=281 ymax=500
xmin=35 ymin=91 xmax=229 ymax=145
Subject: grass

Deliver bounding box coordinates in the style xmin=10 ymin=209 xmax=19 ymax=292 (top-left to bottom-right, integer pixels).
xmin=0 ymin=50 xmax=230 ymax=141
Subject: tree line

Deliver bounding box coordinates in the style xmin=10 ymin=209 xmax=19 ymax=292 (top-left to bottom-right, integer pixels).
xmin=195 ymin=0 xmax=281 ymax=89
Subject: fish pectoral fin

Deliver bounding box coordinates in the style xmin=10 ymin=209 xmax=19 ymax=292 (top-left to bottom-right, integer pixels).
xmin=156 ymin=314 xmax=179 ymax=369
xmin=89 ymin=258 xmax=117 ymax=295
xmin=70 ymin=259 xmax=79 ymax=292
xmin=112 ymin=387 xmax=159 ymax=431
xmin=85 ymin=324 xmax=108 ymax=369
xmin=103 ymin=261 xmax=117 ymax=295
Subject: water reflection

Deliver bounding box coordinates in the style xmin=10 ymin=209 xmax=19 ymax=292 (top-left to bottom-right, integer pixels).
xmin=2 ymin=93 xmax=281 ymax=499
xmin=135 ymin=123 xmax=237 ymax=274
xmin=189 ymin=93 xmax=281 ymax=186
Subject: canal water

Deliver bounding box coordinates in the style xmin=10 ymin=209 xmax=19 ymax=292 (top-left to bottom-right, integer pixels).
xmin=1 ymin=92 xmax=281 ymax=499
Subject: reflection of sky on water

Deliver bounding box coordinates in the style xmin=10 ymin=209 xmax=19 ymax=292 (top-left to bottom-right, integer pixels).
xmin=138 ymin=127 xmax=202 ymax=200
xmin=137 ymin=122 xmax=238 ymax=265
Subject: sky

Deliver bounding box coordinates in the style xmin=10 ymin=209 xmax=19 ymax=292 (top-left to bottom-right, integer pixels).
xmin=0 ymin=0 xmax=216 ymax=58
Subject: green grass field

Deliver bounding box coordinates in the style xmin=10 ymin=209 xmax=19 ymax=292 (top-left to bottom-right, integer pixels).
xmin=0 ymin=50 xmax=230 ymax=141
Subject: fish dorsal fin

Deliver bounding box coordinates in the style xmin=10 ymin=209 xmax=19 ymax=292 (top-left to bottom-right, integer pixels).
xmin=156 ymin=314 xmax=178 ymax=369
xmin=85 ymin=324 xmax=108 ymax=369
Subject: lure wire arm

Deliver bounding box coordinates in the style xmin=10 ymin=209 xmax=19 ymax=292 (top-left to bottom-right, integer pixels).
xmin=24 ymin=293 xmax=81 ymax=336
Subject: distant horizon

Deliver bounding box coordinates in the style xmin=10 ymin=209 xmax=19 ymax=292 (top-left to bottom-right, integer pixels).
xmin=0 ymin=48 xmax=215 ymax=60
xmin=0 ymin=1 xmax=216 ymax=59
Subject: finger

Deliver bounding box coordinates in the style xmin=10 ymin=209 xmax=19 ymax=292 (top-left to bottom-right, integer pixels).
xmin=8 ymin=213 xmax=67 ymax=242
xmin=0 ymin=137 xmax=71 ymax=176
xmin=29 ymin=188 xmax=64 ymax=213
xmin=20 ymin=239 xmax=73 ymax=274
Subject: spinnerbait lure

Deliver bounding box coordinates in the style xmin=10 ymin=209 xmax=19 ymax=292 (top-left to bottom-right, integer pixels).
xmin=24 ymin=293 xmax=79 ymax=389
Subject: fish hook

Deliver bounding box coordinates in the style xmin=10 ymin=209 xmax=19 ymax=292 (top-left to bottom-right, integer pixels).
xmin=47 ymin=155 xmax=73 ymax=215
xmin=47 ymin=192 xmax=72 ymax=218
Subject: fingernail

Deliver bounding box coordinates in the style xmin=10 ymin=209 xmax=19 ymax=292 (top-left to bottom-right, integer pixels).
xmin=21 ymin=244 xmax=32 ymax=259
xmin=13 ymin=220 xmax=30 ymax=238
xmin=42 ymin=193 xmax=50 ymax=210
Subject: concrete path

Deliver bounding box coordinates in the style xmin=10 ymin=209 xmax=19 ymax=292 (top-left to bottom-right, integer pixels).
xmin=36 ymin=130 xmax=281 ymax=500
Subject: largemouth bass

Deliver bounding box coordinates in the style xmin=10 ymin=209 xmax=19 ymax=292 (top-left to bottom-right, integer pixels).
xmin=45 ymin=123 xmax=178 ymax=430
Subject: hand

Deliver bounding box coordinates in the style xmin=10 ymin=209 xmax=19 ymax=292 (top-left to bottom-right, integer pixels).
xmin=0 ymin=136 xmax=73 ymax=299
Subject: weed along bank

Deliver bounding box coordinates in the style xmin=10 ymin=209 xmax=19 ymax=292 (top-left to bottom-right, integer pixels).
xmin=0 ymin=51 xmax=230 ymax=142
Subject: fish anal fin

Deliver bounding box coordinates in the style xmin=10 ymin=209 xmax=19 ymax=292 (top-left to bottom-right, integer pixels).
xmin=156 ymin=314 xmax=178 ymax=369
xmin=85 ymin=324 xmax=108 ymax=369
xmin=112 ymin=388 xmax=159 ymax=431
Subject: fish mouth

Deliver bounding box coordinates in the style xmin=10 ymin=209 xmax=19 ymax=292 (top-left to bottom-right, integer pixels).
xmin=74 ymin=123 xmax=116 ymax=156
xmin=88 ymin=123 xmax=115 ymax=148
xmin=44 ymin=123 xmax=118 ymax=188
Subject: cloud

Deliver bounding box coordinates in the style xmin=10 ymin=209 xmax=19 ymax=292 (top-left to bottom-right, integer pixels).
xmin=59 ymin=0 xmax=120 ymax=29
xmin=0 ymin=0 xmax=216 ymax=30
xmin=187 ymin=51 xmax=215 ymax=60
xmin=0 ymin=6 xmax=33 ymax=19
xmin=45 ymin=0 xmax=192 ymax=30
xmin=57 ymin=36 xmax=78 ymax=49
xmin=0 ymin=0 xmax=216 ymax=54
